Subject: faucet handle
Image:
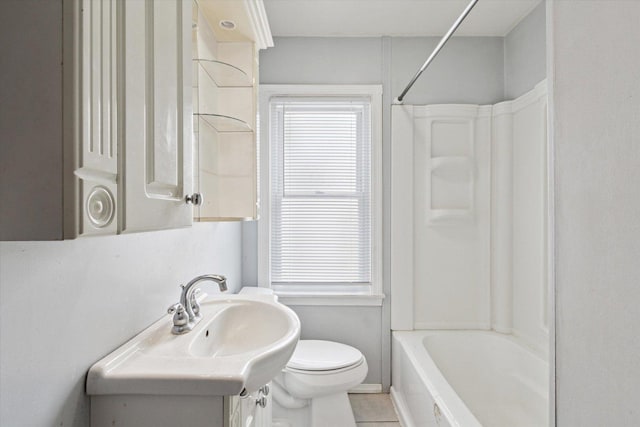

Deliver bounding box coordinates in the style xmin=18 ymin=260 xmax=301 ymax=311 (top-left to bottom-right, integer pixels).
xmin=190 ymin=288 xmax=202 ymax=300
xmin=167 ymin=303 xmax=182 ymax=315
xmin=189 ymin=288 xmax=202 ymax=320
xmin=168 ymin=302 xmax=190 ymax=329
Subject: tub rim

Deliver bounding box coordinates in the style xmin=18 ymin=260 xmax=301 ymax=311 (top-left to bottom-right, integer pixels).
xmin=392 ymin=329 xmax=549 ymax=427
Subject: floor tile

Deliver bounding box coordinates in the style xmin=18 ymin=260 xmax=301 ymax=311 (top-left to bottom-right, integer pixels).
xmin=349 ymin=393 xmax=399 ymax=422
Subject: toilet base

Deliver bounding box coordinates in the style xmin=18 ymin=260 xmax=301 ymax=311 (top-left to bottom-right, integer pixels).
xmin=273 ymin=392 xmax=357 ymax=427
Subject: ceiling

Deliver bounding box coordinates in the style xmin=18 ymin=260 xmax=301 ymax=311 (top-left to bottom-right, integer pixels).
xmin=263 ymin=0 xmax=542 ymax=38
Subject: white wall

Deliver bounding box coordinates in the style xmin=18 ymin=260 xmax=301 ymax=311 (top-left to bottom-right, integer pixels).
xmin=0 ymin=223 xmax=243 ymax=427
xmin=550 ymin=1 xmax=640 ymax=425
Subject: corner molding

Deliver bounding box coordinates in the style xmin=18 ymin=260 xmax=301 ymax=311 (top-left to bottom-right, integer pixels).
xmin=494 ymin=79 xmax=548 ymax=116
xmin=243 ymin=0 xmax=274 ymax=49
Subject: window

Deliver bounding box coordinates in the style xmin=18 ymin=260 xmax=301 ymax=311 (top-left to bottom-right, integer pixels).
xmin=258 ymin=86 xmax=382 ymax=304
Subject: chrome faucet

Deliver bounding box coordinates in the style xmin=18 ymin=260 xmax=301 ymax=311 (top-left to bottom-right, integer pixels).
xmin=167 ymin=274 xmax=227 ymax=334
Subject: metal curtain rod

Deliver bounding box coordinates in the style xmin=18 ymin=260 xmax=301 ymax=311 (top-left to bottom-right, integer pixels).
xmin=394 ymin=0 xmax=480 ymax=104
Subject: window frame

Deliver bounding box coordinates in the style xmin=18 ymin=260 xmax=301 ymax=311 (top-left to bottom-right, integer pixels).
xmin=258 ymin=85 xmax=384 ymax=306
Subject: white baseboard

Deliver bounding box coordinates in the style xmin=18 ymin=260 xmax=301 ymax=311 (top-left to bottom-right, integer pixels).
xmin=390 ymin=386 xmax=412 ymax=427
xmin=348 ymin=383 xmax=383 ymax=394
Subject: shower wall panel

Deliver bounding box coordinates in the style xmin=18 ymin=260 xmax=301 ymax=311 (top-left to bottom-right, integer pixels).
xmin=392 ymin=104 xmax=492 ymax=330
xmin=392 ymin=82 xmax=548 ymax=340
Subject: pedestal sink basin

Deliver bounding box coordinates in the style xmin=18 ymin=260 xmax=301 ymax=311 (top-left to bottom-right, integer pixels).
xmin=86 ymin=294 xmax=300 ymax=397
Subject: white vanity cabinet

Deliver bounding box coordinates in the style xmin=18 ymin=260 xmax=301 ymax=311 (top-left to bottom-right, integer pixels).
xmin=90 ymin=385 xmax=272 ymax=427
xmin=227 ymin=384 xmax=273 ymax=427
xmin=0 ymin=0 xmax=195 ymax=240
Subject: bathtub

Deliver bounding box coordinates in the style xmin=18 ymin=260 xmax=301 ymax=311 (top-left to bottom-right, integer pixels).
xmin=391 ymin=331 xmax=548 ymax=427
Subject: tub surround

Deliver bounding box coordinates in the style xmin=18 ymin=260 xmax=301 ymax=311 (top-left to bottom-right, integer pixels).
xmin=391 ymin=82 xmax=548 ymax=350
xmin=390 ymin=81 xmax=549 ymax=426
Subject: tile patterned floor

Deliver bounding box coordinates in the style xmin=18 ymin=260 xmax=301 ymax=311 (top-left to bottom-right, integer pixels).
xmin=349 ymin=393 xmax=401 ymax=427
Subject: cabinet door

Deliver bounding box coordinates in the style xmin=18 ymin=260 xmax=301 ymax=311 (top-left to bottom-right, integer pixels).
xmin=76 ymin=0 xmax=119 ymax=237
xmin=254 ymin=387 xmax=272 ymax=427
xmin=121 ymin=0 xmax=193 ymax=232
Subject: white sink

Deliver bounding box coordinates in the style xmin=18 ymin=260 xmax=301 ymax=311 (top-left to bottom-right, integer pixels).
xmin=86 ymin=294 xmax=300 ymax=396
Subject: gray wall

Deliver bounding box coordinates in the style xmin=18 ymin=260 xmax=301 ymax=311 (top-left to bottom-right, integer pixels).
xmin=505 ymin=1 xmax=547 ymax=99
xmin=391 ymin=37 xmax=505 ymax=105
xmin=250 ymin=35 xmax=506 ymax=389
xmin=550 ymin=1 xmax=640 ymax=425
xmin=256 ymin=37 xmax=387 ymax=387
xmin=258 ymin=37 xmax=383 ymax=85
xmin=0 ymin=222 xmax=243 ymax=427
xmin=0 ymin=0 xmax=64 ymax=240
xmin=291 ymin=305 xmax=383 ymax=384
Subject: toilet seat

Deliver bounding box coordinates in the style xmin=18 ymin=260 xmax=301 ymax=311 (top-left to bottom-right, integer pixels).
xmin=279 ymin=340 xmax=368 ymax=399
xmin=286 ymin=340 xmax=364 ymax=372
xmin=285 ymin=358 xmax=366 ymax=375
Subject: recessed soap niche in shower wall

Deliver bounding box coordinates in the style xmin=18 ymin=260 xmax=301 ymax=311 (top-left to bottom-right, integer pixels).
xmin=427 ymin=119 xmax=474 ymax=223
xmin=416 ymin=106 xmax=488 ymax=225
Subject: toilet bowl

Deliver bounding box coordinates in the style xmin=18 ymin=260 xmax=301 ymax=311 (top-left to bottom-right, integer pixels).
xmin=272 ymin=340 xmax=368 ymax=427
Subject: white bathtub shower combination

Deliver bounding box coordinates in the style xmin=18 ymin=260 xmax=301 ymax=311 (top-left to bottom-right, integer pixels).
xmin=391 ymin=331 xmax=548 ymax=427
xmin=390 ymin=82 xmax=549 ymax=426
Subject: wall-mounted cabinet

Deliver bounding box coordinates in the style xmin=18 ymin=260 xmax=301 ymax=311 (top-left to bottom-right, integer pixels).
xmin=192 ymin=0 xmax=272 ymax=221
xmin=0 ymin=0 xmax=196 ymax=240
xmin=1 ymin=0 xmax=271 ymax=240
xmin=120 ymin=0 xmax=194 ymax=233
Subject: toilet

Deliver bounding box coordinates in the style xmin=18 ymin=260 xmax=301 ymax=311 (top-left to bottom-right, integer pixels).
xmin=272 ymin=340 xmax=368 ymax=427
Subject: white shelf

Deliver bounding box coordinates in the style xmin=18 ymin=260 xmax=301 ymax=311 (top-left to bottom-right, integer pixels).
xmin=430 ymin=156 xmax=472 ymax=181
xmin=194 ymin=59 xmax=252 ymax=87
xmin=429 ymin=209 xmax=473 ymax=223
xmin=431 ymin=155 xmax=471 ymax=169
xmin=195 ymin=113 xmax=252 ymax=132
xmin=193 ymin=3 xmax=260 ymax=222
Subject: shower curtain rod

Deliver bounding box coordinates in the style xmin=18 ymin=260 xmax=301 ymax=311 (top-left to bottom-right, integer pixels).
xmin=393 ymin=0 xmax=480 ymax=104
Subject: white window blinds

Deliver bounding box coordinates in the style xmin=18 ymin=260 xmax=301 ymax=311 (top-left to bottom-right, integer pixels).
xmin=270 ymin=98 xmax=372 ymax=286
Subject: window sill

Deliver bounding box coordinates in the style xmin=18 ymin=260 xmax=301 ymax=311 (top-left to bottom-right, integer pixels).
xmin=274 ymin=293 xmax=385 ymax=307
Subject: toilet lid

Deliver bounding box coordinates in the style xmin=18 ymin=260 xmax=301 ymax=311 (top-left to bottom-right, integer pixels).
xmin=287 ymin=340 xmax=363 ymax=371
